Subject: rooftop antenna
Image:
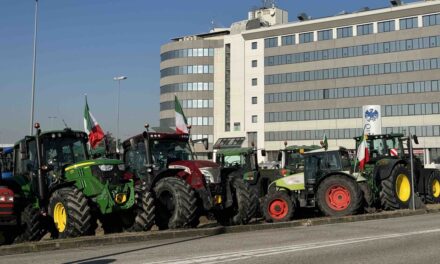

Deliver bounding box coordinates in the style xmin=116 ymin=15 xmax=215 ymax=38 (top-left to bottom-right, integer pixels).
xmin=62 ymin=119 xmax=69 ymax=129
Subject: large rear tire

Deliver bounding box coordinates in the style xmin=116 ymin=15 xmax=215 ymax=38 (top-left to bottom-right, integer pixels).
xmin=317 ymin=175 xmax=363 ymax=217
xmin=215 ymin=176 xmax=257 ymax=226
xmin=15 ymin=204 xmax=47 ymax=243
xmin=426 ymin=171 xmax=440 ymax=204
xmin=49 ymin=187 xmax=93 ymax=239
xmin=380 ymin=164 xmax=412 ymax=210
xmin=125 ymin=191 xmax=155 ymax=232
xmin=262 ymin=191 xmax=294 ymax=222
xmin=154 ymin=177 xmax=197 ymax=230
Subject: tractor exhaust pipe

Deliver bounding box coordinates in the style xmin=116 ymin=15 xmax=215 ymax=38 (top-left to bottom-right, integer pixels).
xmin=34 ymin=123 xmax=47 ymax=203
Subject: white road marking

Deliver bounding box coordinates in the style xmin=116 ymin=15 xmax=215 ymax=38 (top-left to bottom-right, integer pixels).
xmin=145 ymin=228 xmax=440 ymax=264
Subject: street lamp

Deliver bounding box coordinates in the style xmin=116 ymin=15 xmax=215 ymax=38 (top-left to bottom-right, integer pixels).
xmin=29 ymin=0 xmax=39 ymax=135
xmin=113 ymin=76 xmax=127 ymax=153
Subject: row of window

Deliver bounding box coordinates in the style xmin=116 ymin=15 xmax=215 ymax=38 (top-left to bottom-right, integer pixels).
xmin=264 ymin=13 xmax=440 ymax=48
xmin=187 ymin=116 xmax=214 ymax=126
xmin=160 ymin=65 xmax=214 ymax=78
xmin=265 ymin=102 xmax=440 ymax=123
xmin=265 ymin=80 xmax=440 ymax=104
xmin=160 ymin=82 xmax=214 ymax=94
xmin=191 ymin=134 xmax=214 ymax=144
xmin=161 ymin=48 xmax=214 ymax=61
xmin=265 ymin=125 xmax=440 ymax=141
xmin=265 ymin=57 xmax=440 ymax=85
xmin=265 ymin=35 xmax=440 ymax=67
xmin=160 ymin=99 xmax=214 ymax=111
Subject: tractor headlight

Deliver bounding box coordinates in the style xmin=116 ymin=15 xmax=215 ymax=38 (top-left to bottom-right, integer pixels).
xmin=98 ymin=165 xmax=114 ymax=171
xmin=117 ymin=164 xmax=126 ymax=171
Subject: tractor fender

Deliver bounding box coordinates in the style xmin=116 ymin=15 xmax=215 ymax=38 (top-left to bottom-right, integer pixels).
xmin=373 ymin=159 xmax=407 ymax=181
xmin=149 ymin=168 xmax=186 ymax=190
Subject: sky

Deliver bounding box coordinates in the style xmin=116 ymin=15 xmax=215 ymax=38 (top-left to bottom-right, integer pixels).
xmin=0 ymin=0 xmax=419 ymax=144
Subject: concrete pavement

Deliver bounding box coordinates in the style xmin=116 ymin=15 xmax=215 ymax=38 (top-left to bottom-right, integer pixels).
xmin=2 ymin=211 xmax=439 ymax=264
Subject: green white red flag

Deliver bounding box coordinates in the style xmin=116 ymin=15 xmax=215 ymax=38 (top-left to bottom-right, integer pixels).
xmin=84 ymin=96 xmax=105 ymax=149
xmin=175 ymin=95 xmax=188 ymax=134
xmin=356 ymin=133 xmax=370 ymax=171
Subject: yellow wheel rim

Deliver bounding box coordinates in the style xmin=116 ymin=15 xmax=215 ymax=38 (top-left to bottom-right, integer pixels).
xmin=54 ymin=202 xmax=67 ymax=232
xmin=395 ymin=174 xmax=411 ymax=203
xmin=433 ymin=179 xmax=440 ymax=198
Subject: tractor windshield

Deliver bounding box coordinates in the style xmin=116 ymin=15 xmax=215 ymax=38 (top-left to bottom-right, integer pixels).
xmin=367 ymin=137 xmax=403 ymax=159
xmin=42 ymin=136 xmax=88 ymax=172
xmin=0 ymin=148 xmax=13 ymax=175
xmin=150 ymin=139 xmax=194 ymax=169
xmin=285 ymin=151 xmax=305 ymax=171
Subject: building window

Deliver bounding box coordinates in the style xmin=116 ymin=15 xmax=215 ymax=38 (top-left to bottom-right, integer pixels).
xmin=282 ymin=35 xmax=295 ymax=46
xmin=252 ymin=60 xmax=258 ymax=68
xmin=252 ymin=97 xmax=257 ymax=104
xmin=252 ymin=78 xmax=258 ymax=86
xmin=251 ymin=41 xmax=258 ymax=49
xmin=225 ymin=44 xmax=231 ymax=132
xmin=357 ymin=23 xmax=373 ymax=36
xmin=264 ymin=37 xmax=278 ymax=48
xmin=423 ymin=13 xmax=440 ymax=27
xmin=234 ymin=122 xmax=241 ymax=131
xmin=317 ymin=29 xmax=332 ymax=41
xmin=400 ymin=17 xmax=418 ymax=30
xmin=378 ymin=20 xmax=395 ymax=32
xmin=252 ymin=115 xmax=258 ymax=123
xmin=299 ymin=32 xmax=313 ymax=43
xmin=337 ymin=26 xmax=353 ymax=38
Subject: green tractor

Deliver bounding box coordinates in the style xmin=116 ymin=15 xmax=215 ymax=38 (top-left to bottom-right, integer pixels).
xmin=4 ymin=124 xmax=154 ymax=242
xmin=262 ymin=147 xmax=367 ymax=222
xmin=212 ymin=140 xmax=283 ymax=199
xmin=354 ymin=133 xmax=440 ymax=210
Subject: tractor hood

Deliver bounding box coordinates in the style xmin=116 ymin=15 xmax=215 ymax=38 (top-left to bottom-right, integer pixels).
xmin=65 ymin=158 xmax=123 ymax=171
xmin=169 ymin=160 xmax=221 ymax=184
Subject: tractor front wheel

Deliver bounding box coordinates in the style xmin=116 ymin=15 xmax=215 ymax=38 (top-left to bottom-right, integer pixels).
xmin=262 ymin=191 xmax=294 ymax=222
xmin=49 ymin=187 xmax=93 ymax=239
xmin=426 ymin=171 xmax=440 ymax=204
xmin=380 ymin=164 xmax=412 ymax=210
xmin=154 ymin=177 xmax=198 ymax=230
xmin=317 ymin=175 xmax=363 ymax=217
xmin=215 ymin=176 xmax=257 ymax=226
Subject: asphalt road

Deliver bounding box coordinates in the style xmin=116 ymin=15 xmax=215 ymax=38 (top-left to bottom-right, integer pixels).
xmin=2 ymin=212 xmax=440 ymax=264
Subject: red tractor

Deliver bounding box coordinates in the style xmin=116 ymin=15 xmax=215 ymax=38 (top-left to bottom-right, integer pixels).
xmin=122 ymin=125 xmax=256 ymax=229
xmin=0 ymin=148 xmax=17 ymax=244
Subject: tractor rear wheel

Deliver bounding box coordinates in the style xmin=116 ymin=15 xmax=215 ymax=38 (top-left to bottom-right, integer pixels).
xmin=317 ymin=175 xmax=363 ymax=217
xmin=215 ymin=176 xmax=257 ymax=226
xmin=49 ymin=187 xmax=93 ymax=239
xmin=15 ymin=204 xmax=47 ymax=243
xmin=125 ymin=191 xmax=155 ymax=232
xmin=380 ymin=164 xmax=412 ymax=210
xmin=426 ymin=171 xmax=440 ymax=204
xmin=154 ymin=177 xmax=197 ymax=230
xmin=262 ymin=191 xmax=294 ymax=222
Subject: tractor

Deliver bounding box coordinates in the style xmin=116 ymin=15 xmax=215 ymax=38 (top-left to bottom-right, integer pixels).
xmin=0 ymin=147 xmax=17 ymax=245
xmin=122 ymin=125 xmax=256 ymax=229
xmin=212 ymin=147 xmax=284 ymax=199
xmin=3 ymin=124 xmax=155 ymax=242
xmin=262 ymin=147 xmax=367 ymax=222
xmin=354 ymin=133 xmax=440 ymax=210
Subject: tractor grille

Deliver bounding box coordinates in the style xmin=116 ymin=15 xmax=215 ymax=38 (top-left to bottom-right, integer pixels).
xmin=91 ymin=165 xmax=125 ymax=185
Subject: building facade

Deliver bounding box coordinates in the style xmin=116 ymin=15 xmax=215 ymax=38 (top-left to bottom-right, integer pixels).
xmin=160 ymin=0 xmax=440 ymax=162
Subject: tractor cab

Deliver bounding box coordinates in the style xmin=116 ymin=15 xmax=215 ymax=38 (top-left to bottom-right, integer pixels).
xmin=354 ymin=133 xmax=406 ymax=163
xmin=214 ymin=147 xmax=258 ymax=172
xmin=277 ymin=145 xmax=321 ymax=174
xmin=0 ymin=147 xmax=13 ymax=180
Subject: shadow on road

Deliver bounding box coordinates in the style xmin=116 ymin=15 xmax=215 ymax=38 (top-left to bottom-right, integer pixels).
xmin=62 ymin=230 xmax=225 ymax=264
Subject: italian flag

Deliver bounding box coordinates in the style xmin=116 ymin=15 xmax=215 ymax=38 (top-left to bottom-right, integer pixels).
xmin=84 ymin=97 xmax=105 ymax=149
xmin=175 ymin=95 xmax=188 ymax=134
xmin=357 ymin=134 xmax=370 ymax=171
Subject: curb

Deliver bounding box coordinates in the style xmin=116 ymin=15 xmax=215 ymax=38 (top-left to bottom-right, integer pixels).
xmin=1 ymin=206 xmax=439 ymax=256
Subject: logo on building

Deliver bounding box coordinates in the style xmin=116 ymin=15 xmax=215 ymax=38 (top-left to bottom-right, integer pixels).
xmin=364 ymin=108 xmax=379 ymax=122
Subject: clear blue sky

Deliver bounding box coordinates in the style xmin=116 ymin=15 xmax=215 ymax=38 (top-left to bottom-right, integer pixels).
xmin=0 ymin=0 xmax=418 ymax=143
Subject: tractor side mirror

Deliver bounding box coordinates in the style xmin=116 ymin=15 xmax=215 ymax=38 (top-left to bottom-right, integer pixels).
xmin=261 ymin=149 xmax=266 ymax=157
xmin=412 ymin=135 xmax=419 ymax=145
xmin=19 ymin=142 xmax=29 ymax=160
xmin=277 ymin=151 xmax=282 ymax=162
xmin=207 ymin=152 xmax=213 ymax=160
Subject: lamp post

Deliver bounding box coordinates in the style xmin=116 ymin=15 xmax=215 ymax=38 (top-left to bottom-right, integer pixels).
xmin=29 ymin=0 xmax=39 ymax=135
xmin=113 ymin=76 xmax=127 ymax=153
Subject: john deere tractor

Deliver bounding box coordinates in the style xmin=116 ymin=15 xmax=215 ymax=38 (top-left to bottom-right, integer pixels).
xmin=262 ymin=147 xmax=367 ymax=222
xmin=122 ymin=126 xmax=256 ymax=229
xmin=3 ymin=124 xmax=155 ymax=242
xmin=354 ymin=133 xmax=440 ymax=210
